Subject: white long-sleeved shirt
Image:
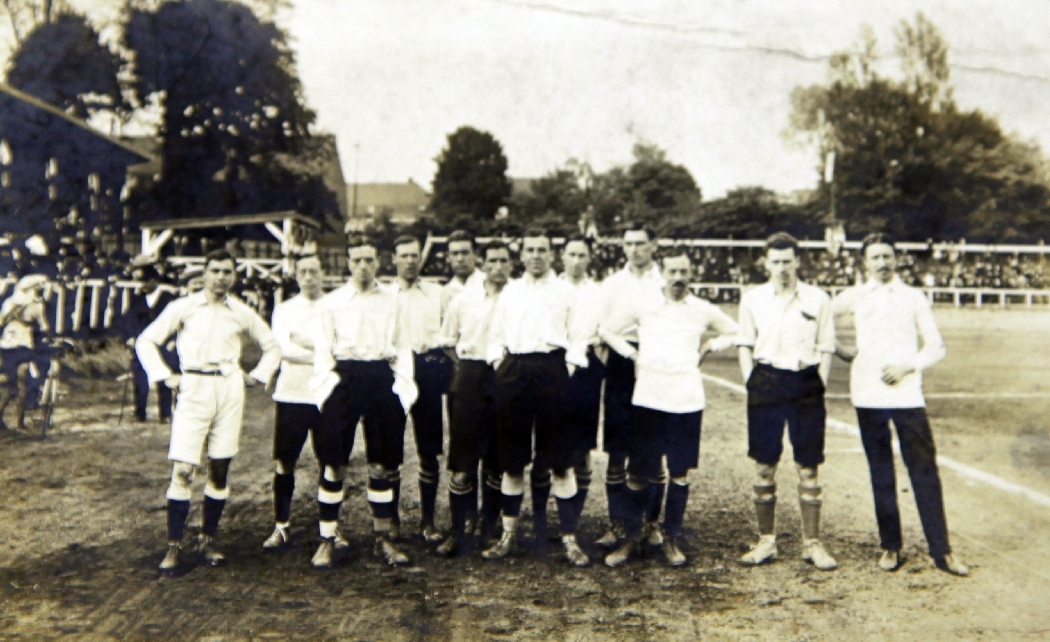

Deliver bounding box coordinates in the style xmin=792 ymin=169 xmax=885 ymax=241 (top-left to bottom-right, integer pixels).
xmin=832 ymin=276 xmax=946 ymax=408
xmin=391 ymin=278 xmax=445 ymax=353
xmin=562 ymin=274 xmax=602 ymax=347
xmin=736 ymin=281 xmax=835 ymax=371
xmin=136 ymin=291 xmax=280 ymax=385
xmin=271 ymin=294 xmax=322 ymax=404
xmin=606 ymin=293 xmax=738 ymax=413
xmin=440 ymin=282 xmax=500 ymax=360
xmin=486 ymin=270 xmax=588 ymax=368
xmin=597 ymin=263 xmax=665 ymax=354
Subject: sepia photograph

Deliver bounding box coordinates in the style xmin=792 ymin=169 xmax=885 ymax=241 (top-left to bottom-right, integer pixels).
xmin=0 ymin=1 xmax=1048 ymax=639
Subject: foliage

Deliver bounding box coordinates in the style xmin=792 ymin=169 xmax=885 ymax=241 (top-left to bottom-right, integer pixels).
xmin=430 ymin=126 xmax=511 ymax=223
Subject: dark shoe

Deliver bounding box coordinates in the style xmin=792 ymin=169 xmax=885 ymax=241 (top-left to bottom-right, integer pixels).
xmin=262 ymin=525 xmax=290 ymax=550
xmin=159 ymin=542 xmax=181 ymax=573
xmin=436 ymin=532 xmax=460 ymax=557
xmin=312 ymin=538 xmax=335 ymax=569
xmin=562 ymin=535 xmax=589 ymax=567
xmin=375 ymin=536 xmax=410 ymax=566
xmin=934 ymin=554 xmax=970 ymax=576
xmin=605 ymin=536 xmax=642 ymax=568
xmin=197 ymin=535 xmax=226 ymax=567
xmin=663 ymin=538 xmax=687 ymax=567
xmin=482 ymin=532 xmax=516 ymax=560
xmin=595 ymin=521 xmax=625 ymax=548
xmin=421 ymin=523 xmax=444 ymax=543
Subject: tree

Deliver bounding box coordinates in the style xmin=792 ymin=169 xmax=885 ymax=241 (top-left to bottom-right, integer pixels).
xmin=6 ymin=13 xmax=127 ymax=119
xmin=788 ymin=14 xmax=1050 ymax=242
xmin=124 ymin=0 xmax=333 ymax=225
xmin=1 ymin=0 xmax=65 ymax=44
xmin=430 ymin=126 xmax=511 ymax=223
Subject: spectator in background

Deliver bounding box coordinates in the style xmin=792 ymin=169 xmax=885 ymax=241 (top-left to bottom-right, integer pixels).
xmin=0 ymin=275 xmax=51 ymax=430
xmin=119 ymin=265 xmax=178 ymax=423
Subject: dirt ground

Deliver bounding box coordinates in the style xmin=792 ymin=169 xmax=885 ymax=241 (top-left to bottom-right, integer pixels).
xmin=1 ymin=307 xmax=1049 ymax=641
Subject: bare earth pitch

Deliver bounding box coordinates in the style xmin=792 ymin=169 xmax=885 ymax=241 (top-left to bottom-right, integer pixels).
xmin=1 ymin=306 xmax=1048 ymax=640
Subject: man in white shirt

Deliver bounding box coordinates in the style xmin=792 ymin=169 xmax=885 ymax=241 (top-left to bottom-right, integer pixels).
xmin=310 ymin=234 xmax=413 ymax=568
xmin=392 ymin=235 xmax=451 ymax=543
xmin=434 ymin=240 xmax=512 ymax=556
xmin=483 ymin=228 xmax=590 ymax=566
xmin=136 ymin=249 xmax=281 ymax=574
xmin=442 ymin=230 xmax=486 ymax=302
xmin=737 ymin=233 xmax=838 ymax=571
xmin=596 ymin=223 xmax=666 ymax=548
xmin=261 ymin=255 xmax=337 ymax=551
xmin=604 ymin=250 xmax=738 ymax=568
xmin=833 ymin=233 xmax=968 ymax=576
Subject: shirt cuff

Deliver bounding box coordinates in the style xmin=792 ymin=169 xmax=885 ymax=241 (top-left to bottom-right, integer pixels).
xmin=708 ymin=336 xmax=736 ymax=352
xmin=145 ymin=366 xmax=173 ymax=386
xmin=566 ymin=347 xmax=589 ymax=369
xmin=309 ymin=371 xmax=340 ymax=410
xmin=247 ymin=367 xmax=273 ymax=385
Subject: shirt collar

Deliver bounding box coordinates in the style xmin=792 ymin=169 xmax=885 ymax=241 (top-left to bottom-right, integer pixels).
xmin=523 ymin=270 xmax=554 ymax=285
xmin=868 ymin=274 xmax=903 ymax=292
xmin=624 ymin=263 xmax=662 ymax=281
xmin=560 ymin=272 xmax=592 ymax=287
xmin=190 ymin=290 xmax=232 ymax=309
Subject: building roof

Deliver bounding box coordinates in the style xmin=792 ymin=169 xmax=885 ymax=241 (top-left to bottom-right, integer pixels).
xmin=349 ymin=179 xmax=430 ymax=221
xmin=140 ymin=211 xmax=320 ymax=231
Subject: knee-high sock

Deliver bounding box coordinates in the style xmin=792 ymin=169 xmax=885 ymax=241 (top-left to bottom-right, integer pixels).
xmin=663 ymin=482 xmax=689 ymax=539
xmin=574 ymin=467 xmax=591 ymax=517
xmin=368 ymin=476 xmax=394 ymax=521
xmin=201 ymin=484 xmax=229 ymax=537
xmin=606 ymin=467 xmax=627 ymax=523
xmin=556 ymin=497 xmax=580 ymax=535
xmin=167 ymin=500 xmax=190 ymax=542
xmin=273 ymin=472 xmax=295 ymax=524
xmin=389 ymin=469 xmax=402 ymax=526
xmin=531 ymin=470 xmax=551 ymax=535
xmin=318 ymin=473 xmax=344 ymax=537
xmin=448 ymin=476 xmax=474 ymax=534
xmin=480 ymin=473 xmax=502 ymax=536
xmin=623 ymin=484 xmax=649 ymax=538
xmin=419 ymin=461 xmax=439 ymax=527
xmin=754 ymin=484 xmax=776 ymax=536
xmin=646 ymin=470 xmax=667 ymax=523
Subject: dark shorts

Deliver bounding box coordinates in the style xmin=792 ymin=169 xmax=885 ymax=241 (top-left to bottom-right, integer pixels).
xmin=317 ymin=360 xmax=406 ymax=470
xmin=273 ymin=401 xmax=322 ymax=464
xmin=411 ymin=349 xmax=453 ymax=459
xmin=447 ymin=360 xmax=499 ymax=473
xmin=746 ymin=363 xmax=826 ymax=468
xmin=627 ymin=406 xmax=703 ymax=479
xmin=1 ymin=347 xmax=36 ymax=387
xmin=495 ymin=350 xmax=570 ymax=476
xmin=564 ymin=348 xmax=605 ymax=461
xmin=602 ymin=347 xmax=636 ymax=457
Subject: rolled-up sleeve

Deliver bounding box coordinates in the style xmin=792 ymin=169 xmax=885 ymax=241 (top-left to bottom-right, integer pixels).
xmin=705 ymin=305 xmax=739 ymax=352
xmin=136 ymin=300 xmax=182 ymax=385
xmin=246 ymin=312 xmax=281 ymax=383
xmin=815 ymin=296 xmax=836 ymax=354
xmin=735 ymin=295 xmax=756 ymax=348
xmin=486 ymin=295 xmax=508 ymax=364
xmin=909 ymin=291 xmax=946 ymax=372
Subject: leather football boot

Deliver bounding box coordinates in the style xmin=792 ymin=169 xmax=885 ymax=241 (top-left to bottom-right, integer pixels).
xmin=262 ymin=525 xmax=290 ymax=550
xmin=934 ymin=554 xmax=970 ymax=576
xmin=197 ymin=535 xmax=226 ymax=567
xmin=561 ymin=535 xmax=589 ymax=567
xmin=595 ymin=520 xmax=625 ymax=548
xmin=482 ymin=531 xmax=517 ymax=560
xmin=604 ymin=535 xmax=642 ymax=568
xmin=739 ymin=535 xmax=778 ymax=566
xmin=663 ymin=538 xmax=687 ymax=567
xmin=312 ymin=538 xmax=335 ymax=569
xmin=801 ymin=539 xmax=837 ymax=571
xmin=375 ymin=536 xmax=410 ymax=566
xmin=879 ymin=550 xmax=901 ymax=572
xmin=159 ymin=542 xmax=181 ymax=574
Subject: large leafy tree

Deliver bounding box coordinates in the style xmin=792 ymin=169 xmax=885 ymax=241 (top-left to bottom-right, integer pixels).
xmin=123 ymin=0 xmax=335 ymax=224
xmin=430 ymin=126 xmax=511 ymax=223
xmin=788 ymin=13 xmax=1050 ymax=242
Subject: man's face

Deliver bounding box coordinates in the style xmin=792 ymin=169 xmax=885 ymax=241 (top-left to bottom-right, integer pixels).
xmin=483 ymin=248 xmax=512 ymax=287
xmin=393 ymin=241 xmax=421 ymax=282
xmin=662 ymin=255 xmax=692 ymax=299
xmin=187 ymin=276 xmax=205 ymax=294
xmin=522 ymin=236 xmax=551 ymax=277
xmin=623 ymin=230 xmax=654 ymax=269
xmin=204 ymin=259 xmax=236 ymax=296
xmin=296 ymin=257 xmax=323 ymax=298
xmin=448 ymin=240 xmax=476 ymax=278
xmin=562 ymin=241 xmax=590 ymax=280
xmin=348 ymin=245 xmax=378 ymax=285
xmin=765 ymin=247 xmax=799 ymax=288
xmin=864 ymin=243 xmax=897 ymax=284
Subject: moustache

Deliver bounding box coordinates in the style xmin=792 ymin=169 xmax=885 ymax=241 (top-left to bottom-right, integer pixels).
xmin=670 ymin=280 xmax=687 ymax=288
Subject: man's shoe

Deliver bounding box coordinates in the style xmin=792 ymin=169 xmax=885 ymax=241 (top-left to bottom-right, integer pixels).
xmin=436 ymin=532 xmax=460 ymax=557
xmin=644 ymin=521 xmax=664 ymax=546
xmin=375 ymin=536 xmax=410 ymax=566
xmin=934 ymin=554 xmax=970 ymax=577
xmin=879 ymin=550 xmax=901 ymax=572
xmin=663 ymin=538 xmax=687 ymax=567
xmin=739 ymin=535 xmax=778 ymax=566
xmin=159 ymin=542 xmax=181 ymax=573
xmin=801 ymin=539 xmax=837 ymax=571
xmin=197 ymin=535 xmax=226 ymax=567
xmin=604 ymin=536 xmax=642 ymax=568
xmin=421 ymin=523 xmax=444 ymax=543
xmin=595 ymin=521 xmax=625 ymax=548
xmin=262 ymin=525 xmax=290 ymax=549
xmin=482 ymin=532 xmax=516 ymax=560
xmin=312 ymin=538 xmax=335 ymax=569
xmin=333 ymin=530 xmax=350 ymax=551
xmin=562 ymin=535 xmax=589 ymax=567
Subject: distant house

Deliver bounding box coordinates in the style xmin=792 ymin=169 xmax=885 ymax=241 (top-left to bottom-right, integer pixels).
xmin=347 ymin=179 xmax=430 ymax=228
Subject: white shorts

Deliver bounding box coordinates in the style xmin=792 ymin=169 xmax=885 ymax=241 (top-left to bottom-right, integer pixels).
xmin=168 ymin=373 xmax=246 ymax=465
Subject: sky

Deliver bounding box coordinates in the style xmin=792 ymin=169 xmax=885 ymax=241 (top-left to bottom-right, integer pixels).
xmin=6 ymin=0 xmax=1050 ymax=199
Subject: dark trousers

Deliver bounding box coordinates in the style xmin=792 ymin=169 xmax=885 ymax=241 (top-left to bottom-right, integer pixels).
xmin=856 ymin=407 xmax=951 ymax=558
xmin=132 ymin=353 xmax=173 ymax=421
xmin=495 ymin=350 xmax=570 ymax=475
xmin=411 ymin=349 xmax=453 ymax=460
xmin=602 ymin=348 xmax=636 ymax=457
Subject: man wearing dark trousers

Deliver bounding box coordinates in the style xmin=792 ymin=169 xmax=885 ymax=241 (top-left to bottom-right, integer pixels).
xmin=483 ymin=228 xmax=590 ymax=567
xmin=833 ymin=233 xmax=968 ymax=576
xmin=737 ymin=233 xmax=837 ymax=571
xmin=434 ymin=241 xmax=512 ymax=556
xmin=391 ymin=235 xmax=451 ymax=543
xmin=310 ymin=234 xmax=415 ymax=568
xmin=603 ymin=250 xmax=738 ymax=567
xmin=596 ymin=223 xmax=665 ymax=547
xmin=120 ymin=266 xmax=177 ymax=423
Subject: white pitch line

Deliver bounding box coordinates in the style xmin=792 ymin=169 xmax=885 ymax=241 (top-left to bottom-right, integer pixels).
xmin=702 ymin=373 xmax=1050 ymax=509
xmin=825 ymin=392 xmax=1050 ymax=400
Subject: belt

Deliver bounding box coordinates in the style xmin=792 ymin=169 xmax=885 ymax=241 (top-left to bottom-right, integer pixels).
xmin=183 ymin=368 xmax=224 ymax=376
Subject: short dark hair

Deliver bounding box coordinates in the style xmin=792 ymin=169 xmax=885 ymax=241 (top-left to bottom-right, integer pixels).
xmin=623 ymin=221 xmax=656 ymax=241
xmin=447 ymin=230 xmax=475 ymax=248
xmin=661 ymin=246 xmax=692 ymax=264
xmin=346 ymin=233 xmax=377 ymax=251
xmin=522 ymin=227 xmax=551 ymax=243
xmin=860 ymin=232 xmax=896 ymax=257
xmin=480 ymin=240 xmax=510 ymax=261
xmin=392 ymin=235 xmax=420 ymax=253
xmin=296 ymin=254 xmax=322 ymax=268
xmin=203 ymin=249 xmax=236 ymax=270
xmin=563 ymin=232 xmax=592 ymax=253
xmin=765 ymin=232 xmax=799 ymax=255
